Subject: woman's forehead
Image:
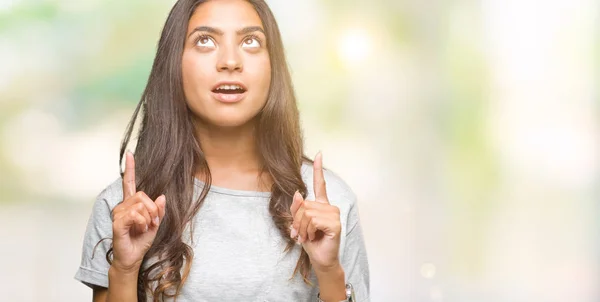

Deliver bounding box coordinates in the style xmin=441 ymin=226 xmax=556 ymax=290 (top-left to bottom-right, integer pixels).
xmin=187 ymin=0 xmax=264 ymax=34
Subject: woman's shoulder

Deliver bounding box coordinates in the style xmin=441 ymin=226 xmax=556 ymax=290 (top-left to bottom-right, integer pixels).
xmin=95 ymin=177 xmax=124 ymax=210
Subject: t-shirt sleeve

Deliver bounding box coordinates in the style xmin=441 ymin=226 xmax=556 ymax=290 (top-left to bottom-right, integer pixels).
xmin=341 ymin=194 xmax=371 ymax=302
xmin=74 ymin=183 xmax=118 ymax=289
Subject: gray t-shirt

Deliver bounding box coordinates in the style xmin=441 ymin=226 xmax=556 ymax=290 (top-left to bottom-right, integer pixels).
xmin=75 ymin=163 xmax=370 ymax=301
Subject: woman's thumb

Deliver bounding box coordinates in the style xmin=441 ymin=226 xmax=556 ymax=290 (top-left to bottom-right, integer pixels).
xmin=155 ymin=194 xmax=166 ymax=221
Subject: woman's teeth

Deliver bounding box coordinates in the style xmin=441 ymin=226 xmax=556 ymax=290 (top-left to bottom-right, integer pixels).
xmin=218 ymin=84 xmax=242 ymax=90
xmin=214 ymin=85 xmax=245 ymax=94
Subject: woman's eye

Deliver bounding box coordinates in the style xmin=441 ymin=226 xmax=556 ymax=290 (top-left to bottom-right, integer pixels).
xmin=242 ymin=37 xmax=260 ymax=48
xmin=196 ymin=36 xmax=215 ymax=48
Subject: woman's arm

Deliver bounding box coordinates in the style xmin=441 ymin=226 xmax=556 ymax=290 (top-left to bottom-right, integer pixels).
xmin=314 ymin=262 xmax=347 ymax=301
xmin=92 ymin=287 xmax=107 ymax=302
xmin=91 ymin=266 xmax=139 ymax=302
xmin=105 ymin=265 xmax=140 ymax=302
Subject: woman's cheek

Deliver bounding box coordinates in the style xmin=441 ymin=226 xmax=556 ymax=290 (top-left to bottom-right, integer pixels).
xmin=253 ymin=56 xmax=271 ymax=93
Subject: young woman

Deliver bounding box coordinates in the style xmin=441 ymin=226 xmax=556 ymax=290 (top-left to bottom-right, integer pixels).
xmin=74 ymin=0 xmax=370 ymax=301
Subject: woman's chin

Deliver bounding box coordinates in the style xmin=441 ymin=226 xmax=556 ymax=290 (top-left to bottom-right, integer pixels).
xmin=203 ymin=114 xmax=257 ymax=129
xmin=188 ymin=104 xmax=261 ymax=129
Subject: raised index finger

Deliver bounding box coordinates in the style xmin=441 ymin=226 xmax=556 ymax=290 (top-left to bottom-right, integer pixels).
xmin=313 ymin=151 xmax=329 ymax=203
xmin=122 ymin=151 xmax=136 ymax=200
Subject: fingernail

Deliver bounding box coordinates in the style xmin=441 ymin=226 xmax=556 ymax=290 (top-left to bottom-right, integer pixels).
xmin=153 ymin=216 xmax=159 ymax=226
xmin=145 ymin=224 xmax=148 ymax=232
xmin=290 ymin=227 xmax=297 ymax=238
xmin=298 ymin=235 xmax=303 ymax=243
xmin=156 ymin=194 xmax=165 ymax=205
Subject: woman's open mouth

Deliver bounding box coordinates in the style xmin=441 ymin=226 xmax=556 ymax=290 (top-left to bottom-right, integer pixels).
xmin=211 ymin=83 xmax=247 ymax=103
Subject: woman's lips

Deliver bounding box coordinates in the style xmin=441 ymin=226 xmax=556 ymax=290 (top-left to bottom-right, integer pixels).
xmin=211 ymin=91 xmax=247 ymax=103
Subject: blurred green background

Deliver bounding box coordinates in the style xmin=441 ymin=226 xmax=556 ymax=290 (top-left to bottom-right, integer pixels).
xmin=1 ymin=0 xmax=598 ymax=301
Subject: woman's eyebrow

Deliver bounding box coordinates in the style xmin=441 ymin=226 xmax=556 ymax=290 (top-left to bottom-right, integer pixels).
xmin=187 ymin=26 xmax=265 ymax=38
xmin=236 ymin=26 xmax=265 ymax=36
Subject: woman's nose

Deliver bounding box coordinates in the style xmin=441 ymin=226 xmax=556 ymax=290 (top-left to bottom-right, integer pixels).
xmin=217 ymin=44 xmax=243 ymax=72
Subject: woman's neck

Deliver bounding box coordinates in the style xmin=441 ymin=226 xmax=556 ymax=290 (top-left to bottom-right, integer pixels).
xmin=193 ymin=119 xmax=272 ymax=192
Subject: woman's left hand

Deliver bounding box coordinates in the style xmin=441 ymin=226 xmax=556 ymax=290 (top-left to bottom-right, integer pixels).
xmin=290 ymin=152 xmax=342 ymax=272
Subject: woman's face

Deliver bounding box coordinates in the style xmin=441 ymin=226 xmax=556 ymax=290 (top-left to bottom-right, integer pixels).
xmin=182 ymin=0 xmax=271 ymax=128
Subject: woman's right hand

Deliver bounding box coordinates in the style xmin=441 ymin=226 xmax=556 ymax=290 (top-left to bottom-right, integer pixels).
xmin=110 ymin=151 xmax=166 ymax=273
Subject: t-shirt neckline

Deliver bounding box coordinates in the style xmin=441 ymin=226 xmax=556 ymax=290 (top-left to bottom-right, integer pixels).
xmin=193 ymin=177 xmax=272 ymax=198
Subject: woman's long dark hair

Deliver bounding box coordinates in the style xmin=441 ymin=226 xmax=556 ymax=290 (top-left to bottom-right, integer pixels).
xmin=107 ymin=0 xmax=314 ymax=300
